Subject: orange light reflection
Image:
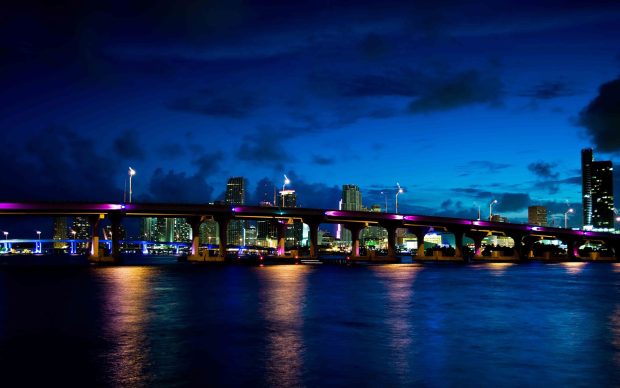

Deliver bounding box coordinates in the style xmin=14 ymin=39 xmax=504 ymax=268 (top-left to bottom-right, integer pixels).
xmin=97 ymin=267 xmax=154 ymax=386
xmin=258 ymin=265 xmax=311 ymax=387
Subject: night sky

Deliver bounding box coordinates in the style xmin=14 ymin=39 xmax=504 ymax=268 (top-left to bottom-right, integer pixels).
xmin=2 ymin=0 xmax=620 ymax=228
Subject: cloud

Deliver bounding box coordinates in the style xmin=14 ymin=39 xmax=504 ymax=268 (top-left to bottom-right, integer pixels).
xmin=359 ymin=33 xmax=390 ymax=60
xmin=282 ymin=171 xmax=341 ymax=209
xmin=113 ymin=129 xmax=147 ymax=160
xmin=528 ymin=162 xmax=559 ymax=179
xmin=408 ymin=70 xmax=503 ymax=113
xmin=495 ymin=193 xmax=531 ymax=212
xmin=167 ymin=90 xmax=259 ymax=118
xmin=578 ymin=76 xmax=620 ymax=153
xmin=518 ymin=81 xmax=578 ymax=100
xmin=146 ymin=168 xmax=214 ymax=203
xmin=458 ymin=160 xmax=511 ymax=176
xmin=0 ymin=126 xmax=122 ymax=202
xmin=192 ymin=151 xmax=223 ymax=176
xmin=237 ymin=127 xmax=294 ymax=170
xmin=312 ymin=155 xmax=335 ymax=166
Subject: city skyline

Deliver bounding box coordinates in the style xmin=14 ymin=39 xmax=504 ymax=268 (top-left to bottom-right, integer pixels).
xmin=1 ymin=1 xmax=620 ymax=227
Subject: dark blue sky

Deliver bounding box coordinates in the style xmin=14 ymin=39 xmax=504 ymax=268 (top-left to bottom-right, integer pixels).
xmin=1 ymin=0 xmax=620 ymax=227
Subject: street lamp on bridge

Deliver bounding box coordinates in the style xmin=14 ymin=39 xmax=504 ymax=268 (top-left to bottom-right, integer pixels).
xmin=380 ymin=191 xmax=388 ymax=213
xmin=395 ymin=183 xmax=404 ymax=213
xmin=564 ymin=208 xmax=574 ymax=229
xmin=489 ymin=199 xmax=498 ymax=221
xmin=128 ymin=167 xmax=136 ymax=203
xmin=37 ymin=230 xmax=41 ymax=240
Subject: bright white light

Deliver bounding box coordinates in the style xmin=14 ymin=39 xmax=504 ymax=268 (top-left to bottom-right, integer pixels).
xmin=128 ymin=167 xmax=136 ymax=176
xmin=283 ymin=174 xmax=290 ymax=185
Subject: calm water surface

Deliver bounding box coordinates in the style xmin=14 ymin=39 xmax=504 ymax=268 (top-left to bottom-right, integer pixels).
xmin=0 ymin=259 xmax=619 ymax=387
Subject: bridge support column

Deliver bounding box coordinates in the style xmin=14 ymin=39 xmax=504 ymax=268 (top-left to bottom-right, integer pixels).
xmin=564 ymin=237 xmax=580 ymax=260
xmin=214 ymin=216 xmax=230 ymax=261
xmin=409 ymin=226 xmax=431 ymax=258
xmin=90 ymin=212 xmax=122 ymax=263
xmin=274 ymin=220 xmax=287 ymax=256
xmin=386 ymin=225 xmax=398 ymax=258
xmin=522 ymin=235 xmax=539 ymax=260
xmin=466 ymin=231 xmax=488 ymax=258
xmin=506 ymin=233 xmax=526 ymax=261
xmin=344 ymin=223 xmax=364 ymax=257
xmin=447 ymin=227 xmax=466 ymax=260
xmin=304 ymin=218 xmax=322 ymax=259
xmin=187 ymin=216 xmax=206 ymax=262
xmin=88 ymin=215 xmax=102 ymax=260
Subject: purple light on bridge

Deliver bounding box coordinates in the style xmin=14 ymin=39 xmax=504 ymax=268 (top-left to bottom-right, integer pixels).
xmin=385 ymin=214 xmax=404 ymax=220
xmin=0 ymin=203 xmax=25 ymax=210
xmin=403 ymin=215 xmax=420 ymax=221
xmin=325 ymin=210 xmax=347 ymax=217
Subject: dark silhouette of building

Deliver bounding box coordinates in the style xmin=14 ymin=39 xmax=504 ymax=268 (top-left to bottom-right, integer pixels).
xmin=528 ymin=206 xmax=547 ymax=226
xmin=582 ymin=148 xmax=614 ymax=231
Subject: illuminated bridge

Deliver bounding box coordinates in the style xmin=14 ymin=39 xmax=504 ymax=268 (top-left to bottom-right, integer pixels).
xmin=0 ymin=202 xmax=618 ymax=263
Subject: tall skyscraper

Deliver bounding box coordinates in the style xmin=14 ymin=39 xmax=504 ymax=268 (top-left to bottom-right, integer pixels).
xmin=226 ymin=177 xmax=247 ymax=245
xmin=340 ymin=185 xmax=363 ymax=243
xmin=141 ymin=217 xmax=158 ymax=240
xmin=528 ymin=206 xmax=547 ymax=226
xmin=342 ymin=184 xmax=363 ymax=211
xmin=72 ymin=216 xmax=90 ymax=239
xmin=52 ymin=217 xmax=68 ymax=248
xmin=582 ymin=148 xmax=614 ymax=231
xmin=277 ymin=188 xmax=302 ymax=246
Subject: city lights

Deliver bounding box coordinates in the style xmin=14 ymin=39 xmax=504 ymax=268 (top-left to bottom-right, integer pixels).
xmin=395 ymin=183 xmax=404 ymax=213
xmin=564 ymin=208 xmax=574 ymax=229
xmin=489 ymin=200 xmax=498 ymax=221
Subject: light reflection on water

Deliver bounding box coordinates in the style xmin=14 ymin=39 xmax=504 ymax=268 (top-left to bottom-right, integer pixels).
xmin=0 ymin=261 xmax=619 ymax=386
xmin=97 ymin=266 xmax=154 ymax=387
xmin=373 ymin=265 xmax=423 ymax=385
xmin=257 ymin=265 xmax=310 ymax=387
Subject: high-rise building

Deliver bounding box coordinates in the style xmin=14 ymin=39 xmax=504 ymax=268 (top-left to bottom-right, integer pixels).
xmin=72 ymin=216 xmax=90 ymax=239
xmin=340 ymin=185 xmax=362 ymax=243
xmin=582 ymin=148 xmax=614 ymax=231
xmin=52 ymin=217 xmax=68 ymax=248
xmin=342 ymin=184 xmax=362 ymax=211
xmin=173 ymin=219 xmax=191 ymax=242
xmin=226 ymin=177 xmax=247 ymax=245
xmin=141 ymin=217 xmax=158 ymax=240
xmin=528 ymin=206 xmax=547 ymax=226
xmin=200 ymin=220 xmax=219 ymax=245
xmin=277 ymin=189 xmax=302 ymax=246
xmin=156 ymin=218 xmax=175 ymax=242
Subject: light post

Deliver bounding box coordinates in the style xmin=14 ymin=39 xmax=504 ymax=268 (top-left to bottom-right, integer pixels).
xmin=281 ymin=174 xmax=290 ymax=207
xmin=72 ymin=230 xmax=76 ymax=240
xmin=489 ymin=199 xmax=498 ymax=221
xmin=128 ymin=167 xmax=136 ymax=203
xmin=395 ymin=183 xmax=404 ymax=213
xmin=380 ymin=191 xmax=388 ymax=213
xmin=37 ymin=230 xmax=41 ymax=240
xmin=564 ymin=208 xmax=574 ymax=229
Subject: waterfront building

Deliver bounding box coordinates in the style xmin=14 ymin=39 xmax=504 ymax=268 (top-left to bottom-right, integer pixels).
xmin=277 ymin=188 xmax=302 ymax=246
xmin=156 ymin=218 xmax=175 ymax=242
xmin=341 ymin=184 xmax=362 ymax=243
xmin=173 ymin=218 xmax=191 ymax=242
xmin=582 ymin=148 xmax=614 ymax=231
xmin=528 ymin=206 xmax=548 ymax=226
xmin=141 ymin=217 xmax=158 ymax=240
xmin=491 ymin=214 xmax=508 ymax=223
xmin=72 ymin=216 xmax=90 ymax=240
xmin=226 ymin=177 xmax=247 ymax=245
xmin=52 ymin=217 xmax=68 ymax=248
xmin=200 ymin=220 xmax=218 ymax=245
